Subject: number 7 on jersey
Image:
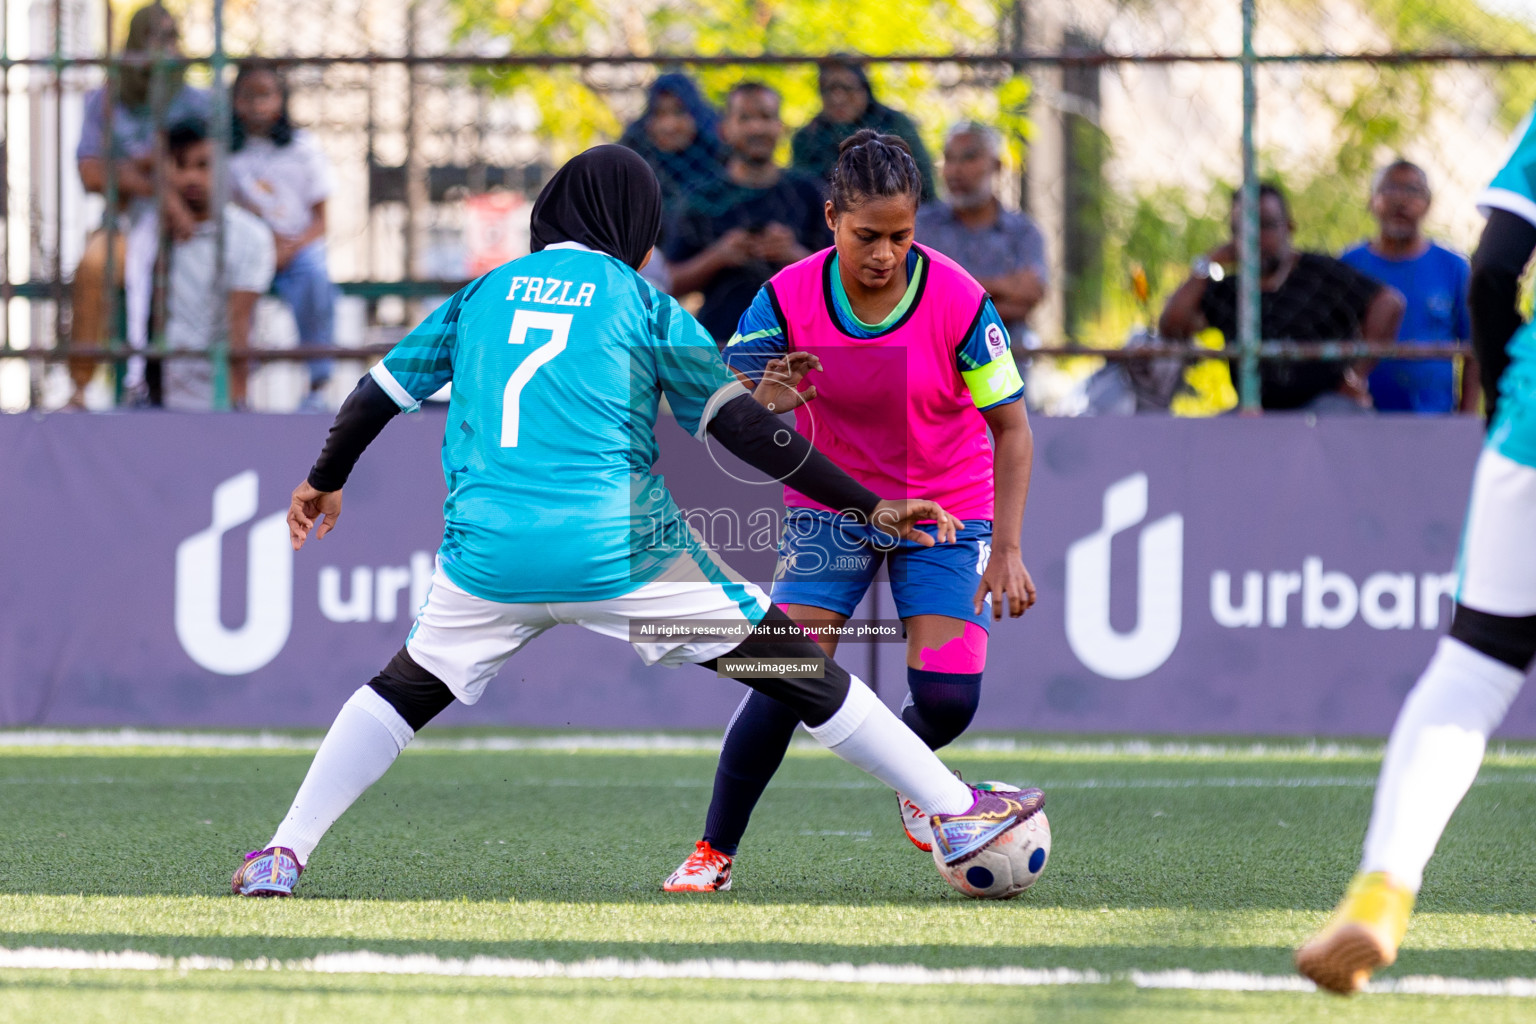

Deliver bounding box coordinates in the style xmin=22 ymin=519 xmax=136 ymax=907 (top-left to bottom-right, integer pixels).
xmin=501 ymin=309 xmax=572 ymax=447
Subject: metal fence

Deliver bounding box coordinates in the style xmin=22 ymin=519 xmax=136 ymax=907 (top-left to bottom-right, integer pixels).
xmin=0 ymin=0 xmax=1528 ymax=414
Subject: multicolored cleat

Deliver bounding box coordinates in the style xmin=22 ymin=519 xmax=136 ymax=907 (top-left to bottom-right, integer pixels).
xmin=662 ymin=840 xmax=733 ymax=892
xmin=1295 ymin=871 xmax=1416 ymax=995
xmin=929 ymin=786 xmax=1046 ymax=866
xmin=231 ymin=846 xmax=303 ymax=897
xmin=896 ymin=791 xmax=935 ymax=852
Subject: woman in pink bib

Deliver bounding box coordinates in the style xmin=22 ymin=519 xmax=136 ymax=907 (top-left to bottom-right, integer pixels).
xmin=663 ymin=131 xmax=1039 ymax=892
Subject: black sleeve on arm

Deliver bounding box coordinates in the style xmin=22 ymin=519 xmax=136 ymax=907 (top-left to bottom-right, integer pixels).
xmin=1471 ymin=208 xmax=1536 ymax=424
xmin=705 ymin=393 xmax=881 ymax=519
xmin=307 ymin=375 xmax=402 ymax=492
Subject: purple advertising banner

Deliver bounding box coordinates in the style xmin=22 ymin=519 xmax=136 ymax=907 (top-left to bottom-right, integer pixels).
xmin=2 ymin=411 xmax=1527 ymax=737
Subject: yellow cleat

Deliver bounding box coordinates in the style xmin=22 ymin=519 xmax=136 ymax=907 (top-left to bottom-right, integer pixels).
xmin=1295 ymin=872 xmax=1416 ymax=995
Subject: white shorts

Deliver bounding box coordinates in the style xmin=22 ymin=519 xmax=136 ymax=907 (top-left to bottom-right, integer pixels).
xmin=404 ymin=563 xmax=771 ymax=705
xmin=1457 ymin=447 xmax=1536 ymax=616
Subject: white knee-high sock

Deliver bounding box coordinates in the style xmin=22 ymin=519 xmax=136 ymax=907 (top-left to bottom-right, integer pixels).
xmin=805 ymin=678 xmax=974 ymax=815
xmin=1361 ymin=637 xmax=1524 ymax=892
xmin=267 ymin=687 xmax=415 ymax=865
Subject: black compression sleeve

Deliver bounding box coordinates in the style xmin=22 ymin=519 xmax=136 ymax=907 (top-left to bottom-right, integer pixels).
xmin=699 ymin=604 xmax=852 ymax=727
xmin=1470 ymin=209 xmax=1536 ymax=425
xmin=307 ymin=375 xmax=402 ymax=492
xmin=705 ymin=393 xmax=881 ymax=519
xmin=367 ymin=647 xmax=456 ymax=731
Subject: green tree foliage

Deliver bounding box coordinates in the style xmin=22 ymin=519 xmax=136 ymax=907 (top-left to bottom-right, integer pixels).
xmin=1358 ymin=0 xmax=1536 ymax=129
xmin=447 ymin=0 xmax=1027 ymax=162
xmin=1279 ymin=63 xmax=1435 ymax=255
xmin=1273 ymin=0 xmax=1536 ymax=254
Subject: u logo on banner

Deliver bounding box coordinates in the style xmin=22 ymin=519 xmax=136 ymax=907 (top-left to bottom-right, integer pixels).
xmin=175 ymin=471 xmax=293 ymax=675
xmin=1065 ymin=473 xmax=1183 ymax=680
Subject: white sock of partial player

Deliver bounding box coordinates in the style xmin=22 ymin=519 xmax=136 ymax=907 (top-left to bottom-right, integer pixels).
xmin=1360 ymin=636 xmax=1525 ymax=892
xmin=267 ymin=687 xmax=415 ymax=866
xmin=805 ymin=678 xmax=974 ymax=815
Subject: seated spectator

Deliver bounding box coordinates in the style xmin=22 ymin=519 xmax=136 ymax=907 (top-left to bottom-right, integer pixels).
xmin=68 ymin=1 xmax=208 ymax=408
xmin=1340 ymin=160 xmax=1472 ymax=414
xmin=229 ymin=61 xmax=338 ymax=410
xmin=664 ymin=82 xmax=832 ymax=343
xmin=917 ymin=121 xmax=1047 ymax=370
xmin=791 ymin=60 xmax=936 ymax=202
xmin=1158 ymin=182 xmax=1404 ymax=412
xmin=123 ymin=119 xmax=274 ymax=410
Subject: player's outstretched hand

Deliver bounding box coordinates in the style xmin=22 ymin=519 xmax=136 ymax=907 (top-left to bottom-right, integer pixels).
xmin=870 ymin=498 xmax=957 ymax=548
xmin=753 ymin=351 xmax=822 ymax=413
xmin=288 ymin=480 xmax=342 ymax=551
xmin=975 ymin=547 xmax=1037 ymax=620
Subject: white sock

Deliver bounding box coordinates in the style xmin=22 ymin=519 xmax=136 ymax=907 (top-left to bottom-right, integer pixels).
xmin=1360 ymin=637 xmax=1524 ymax=892
xmin=267 ymin=687 xmax=415 ymax=865
xmin=805 ymin=678 xmax=974 ymax=815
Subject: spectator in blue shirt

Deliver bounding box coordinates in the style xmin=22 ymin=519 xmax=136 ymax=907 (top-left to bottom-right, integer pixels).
xmin=1340 ymin=160 xmax=1472 ymax=414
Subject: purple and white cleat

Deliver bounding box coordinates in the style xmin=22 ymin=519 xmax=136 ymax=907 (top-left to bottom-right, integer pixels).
xmin=929 ymin=786 xmax=1046 ymax=866
xmin=231 ymin=846 xmax=302 ymax=897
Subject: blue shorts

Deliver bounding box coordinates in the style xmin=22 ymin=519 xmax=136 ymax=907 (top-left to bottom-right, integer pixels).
xmin=769 ymin=508 xmax=994 ymax=630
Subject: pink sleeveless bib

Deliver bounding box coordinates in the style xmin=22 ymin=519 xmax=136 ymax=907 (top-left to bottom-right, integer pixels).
xmin=766 ymin=244 xmax=995 ymax=520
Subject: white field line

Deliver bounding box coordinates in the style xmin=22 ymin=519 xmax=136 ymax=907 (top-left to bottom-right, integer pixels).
xmin=2 ymin=729 xmax=1534 ymax=764
xmin=5 ymin=773 xmax=1536 ymax=792
xmin=0 ymin=947 xmax=1530 ymax=997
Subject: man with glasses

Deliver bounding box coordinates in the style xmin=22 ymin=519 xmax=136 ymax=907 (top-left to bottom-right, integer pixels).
xmin=1340 ymin=161 xmax=1474 ymax=414
xmin=1158 ymin=182 xmax=1405 ymax=412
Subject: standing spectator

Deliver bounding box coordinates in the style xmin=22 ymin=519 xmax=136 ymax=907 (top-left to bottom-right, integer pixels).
xmin=1340 ymin=160 xmax=1473 ymax=414
xmin=916 ymin=121 xmax=1047 ymax=367
xmin=664 ymin=82 xmax=832 ymax=343
xmin=618 ymin=72 xmax=726 ymax=215
xmin=124 ymin=119 xmax=274 ymax=410
xmin=68 ymin=1 xmax=208 ymax=408
xmin=791 ymin=60 xmax=936 ymax=202
xmin=618 ymin=72 xmax=726 ymax=293
xmin=1159 ymin=182 xmax=1405 ymax=412
xmin=229 ymin=61 xmax=338 ymax=409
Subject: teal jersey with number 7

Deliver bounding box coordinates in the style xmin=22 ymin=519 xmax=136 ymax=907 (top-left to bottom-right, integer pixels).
xmin=369 ymin=241 xmax=749 ymax=603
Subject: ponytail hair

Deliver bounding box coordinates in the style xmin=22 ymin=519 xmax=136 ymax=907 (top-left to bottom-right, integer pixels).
xmin=829 ymin=129 xmax=923 ymax=213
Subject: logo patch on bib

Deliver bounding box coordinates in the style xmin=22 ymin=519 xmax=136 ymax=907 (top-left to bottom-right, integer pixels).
xmin=985 ymin=323 xmax=1008 ymax=361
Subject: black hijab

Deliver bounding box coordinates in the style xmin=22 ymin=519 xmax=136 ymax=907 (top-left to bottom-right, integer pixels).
xmin=529 ymin=145 xmax=662 ymax=271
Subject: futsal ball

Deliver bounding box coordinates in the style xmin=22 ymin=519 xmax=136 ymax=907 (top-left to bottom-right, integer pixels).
xmin=935 ymin=781 xmax=1051 ymax=900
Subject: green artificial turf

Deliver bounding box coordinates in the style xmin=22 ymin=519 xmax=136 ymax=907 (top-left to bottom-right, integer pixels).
xmin=0 ymin=737 xmax=1532 ymax=1022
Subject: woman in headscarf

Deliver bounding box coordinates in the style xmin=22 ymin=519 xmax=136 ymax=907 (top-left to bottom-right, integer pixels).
xmin=619 ymin=72 xmax=727 ymax=214
xmin=619 ymin=72 xmax=726 ymax=291
xmin=790 ymin=60 xmax=936 ymax=202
